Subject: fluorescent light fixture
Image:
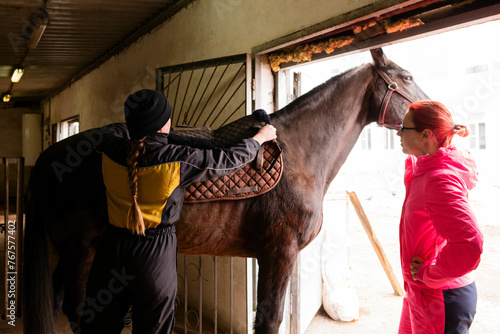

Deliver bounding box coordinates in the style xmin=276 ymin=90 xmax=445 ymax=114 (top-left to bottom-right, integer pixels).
xmin=27 ymin=22 xmax=48 ymax=49
xmin=3 ymin=93 xmax=12 ymax=103
xmin=11 ymin=68 xmax=24 ymax=83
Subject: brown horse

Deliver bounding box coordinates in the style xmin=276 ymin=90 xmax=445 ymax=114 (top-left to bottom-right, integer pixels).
xmin=23 ymin=48 xmax=428 ymax=333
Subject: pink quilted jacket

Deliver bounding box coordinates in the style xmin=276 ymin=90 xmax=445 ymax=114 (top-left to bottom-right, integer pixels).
xmin=399 ymin=147 xmax=483 ymax=333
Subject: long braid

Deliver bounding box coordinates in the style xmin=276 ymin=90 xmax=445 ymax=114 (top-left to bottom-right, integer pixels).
xmin=126 ymin=137 xmax=147 ymax=235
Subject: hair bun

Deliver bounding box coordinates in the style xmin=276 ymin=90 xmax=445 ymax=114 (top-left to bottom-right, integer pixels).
xmin=453 ymin=124 xmax=470 ymax=137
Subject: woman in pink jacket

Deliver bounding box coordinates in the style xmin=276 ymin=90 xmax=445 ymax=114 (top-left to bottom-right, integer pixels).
xmin=396 ymin=101 xmax=483 ymax=334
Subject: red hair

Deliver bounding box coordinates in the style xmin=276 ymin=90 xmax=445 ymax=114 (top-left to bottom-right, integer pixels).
xmin=409 ymin=100 xmax=469 ymax=148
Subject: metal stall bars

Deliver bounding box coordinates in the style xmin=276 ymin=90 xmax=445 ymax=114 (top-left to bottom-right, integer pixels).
xmin=156 ymin=54 xmax=252 ymax=129
xmin=156 ymin=54 xmax=255 ymax=334
xmin=1 ymin=157 xmax=24 ymax=322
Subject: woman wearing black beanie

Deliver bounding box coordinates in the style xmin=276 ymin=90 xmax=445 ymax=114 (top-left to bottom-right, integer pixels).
xmin=80 ymin=89 xmax=276 ymax=333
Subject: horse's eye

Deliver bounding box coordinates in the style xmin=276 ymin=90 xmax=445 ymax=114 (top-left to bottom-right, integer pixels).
xmin=403 ymin=75 xmax=413 ymax=83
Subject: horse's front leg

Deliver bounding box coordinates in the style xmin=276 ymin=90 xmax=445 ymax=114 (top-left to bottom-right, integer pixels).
xmin=254 ymin=245 xmax=298 ymax=334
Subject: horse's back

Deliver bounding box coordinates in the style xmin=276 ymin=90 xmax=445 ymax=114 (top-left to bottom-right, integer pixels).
xmin=173 ymin=113 xmax=265 ymax=147
xmin=32 ymin=133 xmax=104 ymax=209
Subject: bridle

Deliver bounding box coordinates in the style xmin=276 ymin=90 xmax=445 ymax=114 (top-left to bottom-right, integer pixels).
xmin=371 ymin=64 xmax=416 ymax=130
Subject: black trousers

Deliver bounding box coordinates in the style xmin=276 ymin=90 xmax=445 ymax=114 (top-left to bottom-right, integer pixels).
xmin=80 ymin=224 xmax=177 ymax=334
xmin=443 ymin=281 xmax=477 ymax=334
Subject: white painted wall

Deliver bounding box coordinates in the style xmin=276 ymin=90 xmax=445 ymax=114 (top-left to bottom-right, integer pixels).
xmin=21 ymin=113 xmax=42 ymax=166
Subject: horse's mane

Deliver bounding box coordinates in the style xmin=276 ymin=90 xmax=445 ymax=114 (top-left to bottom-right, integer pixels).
xmin=272 ymin=65 xmax=363 ymax=119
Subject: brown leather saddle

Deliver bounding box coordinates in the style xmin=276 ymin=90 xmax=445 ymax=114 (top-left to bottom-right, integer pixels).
xmin=171 ymin=112 xmax=283 ymax=203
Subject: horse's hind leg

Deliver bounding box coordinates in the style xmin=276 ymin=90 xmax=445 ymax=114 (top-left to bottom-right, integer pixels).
xmin=254 ymin=246 xmax=298 ymax=334
xmin=56 ymin=237 xmax=98 ymax=332
xmin=52 ymin=262 xmax=65 ymax=322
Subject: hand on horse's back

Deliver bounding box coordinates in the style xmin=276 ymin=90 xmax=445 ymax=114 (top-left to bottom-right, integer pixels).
xmin=253 ymin=124 xmax=277 ymax=145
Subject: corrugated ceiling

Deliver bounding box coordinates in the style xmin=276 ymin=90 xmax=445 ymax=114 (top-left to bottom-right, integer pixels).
xmin=0 ymin=0 xmax=194 ymax=105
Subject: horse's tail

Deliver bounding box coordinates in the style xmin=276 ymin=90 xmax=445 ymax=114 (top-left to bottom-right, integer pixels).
xmin=23 ymin=172 xmax=56 ymax=334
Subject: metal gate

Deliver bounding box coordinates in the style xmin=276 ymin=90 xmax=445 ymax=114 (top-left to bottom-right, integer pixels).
xmin=0 ymin=157 xmax=24 ymax=323
xmin=156 ymin=54 xmax=252 ymax=128
xmin=156 ymin=54 xmax=255 ymax=334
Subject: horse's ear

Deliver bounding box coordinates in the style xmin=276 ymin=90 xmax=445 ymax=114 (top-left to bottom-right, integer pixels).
xmin=371 ymin=48 xmax=387 ymax=67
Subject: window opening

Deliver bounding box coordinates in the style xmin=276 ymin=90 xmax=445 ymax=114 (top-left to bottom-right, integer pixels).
xmin=470 ymin=122 xmax=487 ymax=149
xmin=53 ymin=115 xmax=80 ymax=143
xmin=361 ymin=128 xmax=372 ymax=150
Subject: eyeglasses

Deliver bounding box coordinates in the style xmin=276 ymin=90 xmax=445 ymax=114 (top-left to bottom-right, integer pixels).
xmin=399 ymin=124 xmax=419 ymax=132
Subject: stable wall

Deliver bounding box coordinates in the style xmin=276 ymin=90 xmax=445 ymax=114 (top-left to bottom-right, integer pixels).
xmin=0 ymin=107 xmax=23 ymax=157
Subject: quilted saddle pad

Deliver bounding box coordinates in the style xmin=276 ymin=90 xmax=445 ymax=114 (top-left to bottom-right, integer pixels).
xmin=171 ymin=113 xmax=283 ymax=203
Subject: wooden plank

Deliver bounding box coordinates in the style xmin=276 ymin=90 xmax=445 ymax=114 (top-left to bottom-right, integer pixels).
xmin=347 ymin=191 xmax=404 ymax=297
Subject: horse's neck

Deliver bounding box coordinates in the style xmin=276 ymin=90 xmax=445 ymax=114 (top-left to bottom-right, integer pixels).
xmin=275 ymin=66 xmax=373 ymax=188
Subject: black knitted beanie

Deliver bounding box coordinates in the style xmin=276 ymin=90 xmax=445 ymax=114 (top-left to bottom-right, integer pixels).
xmin=124 ymin=89 xmax=172 ymax=139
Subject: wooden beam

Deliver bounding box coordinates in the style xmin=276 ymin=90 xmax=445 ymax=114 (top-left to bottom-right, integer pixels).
xmin=347 ymin=191 xmax=404 ymax=297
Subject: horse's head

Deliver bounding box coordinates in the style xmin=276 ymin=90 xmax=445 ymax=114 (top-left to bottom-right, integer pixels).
xmin=369 ymin=48 xmax=429 ymax=129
